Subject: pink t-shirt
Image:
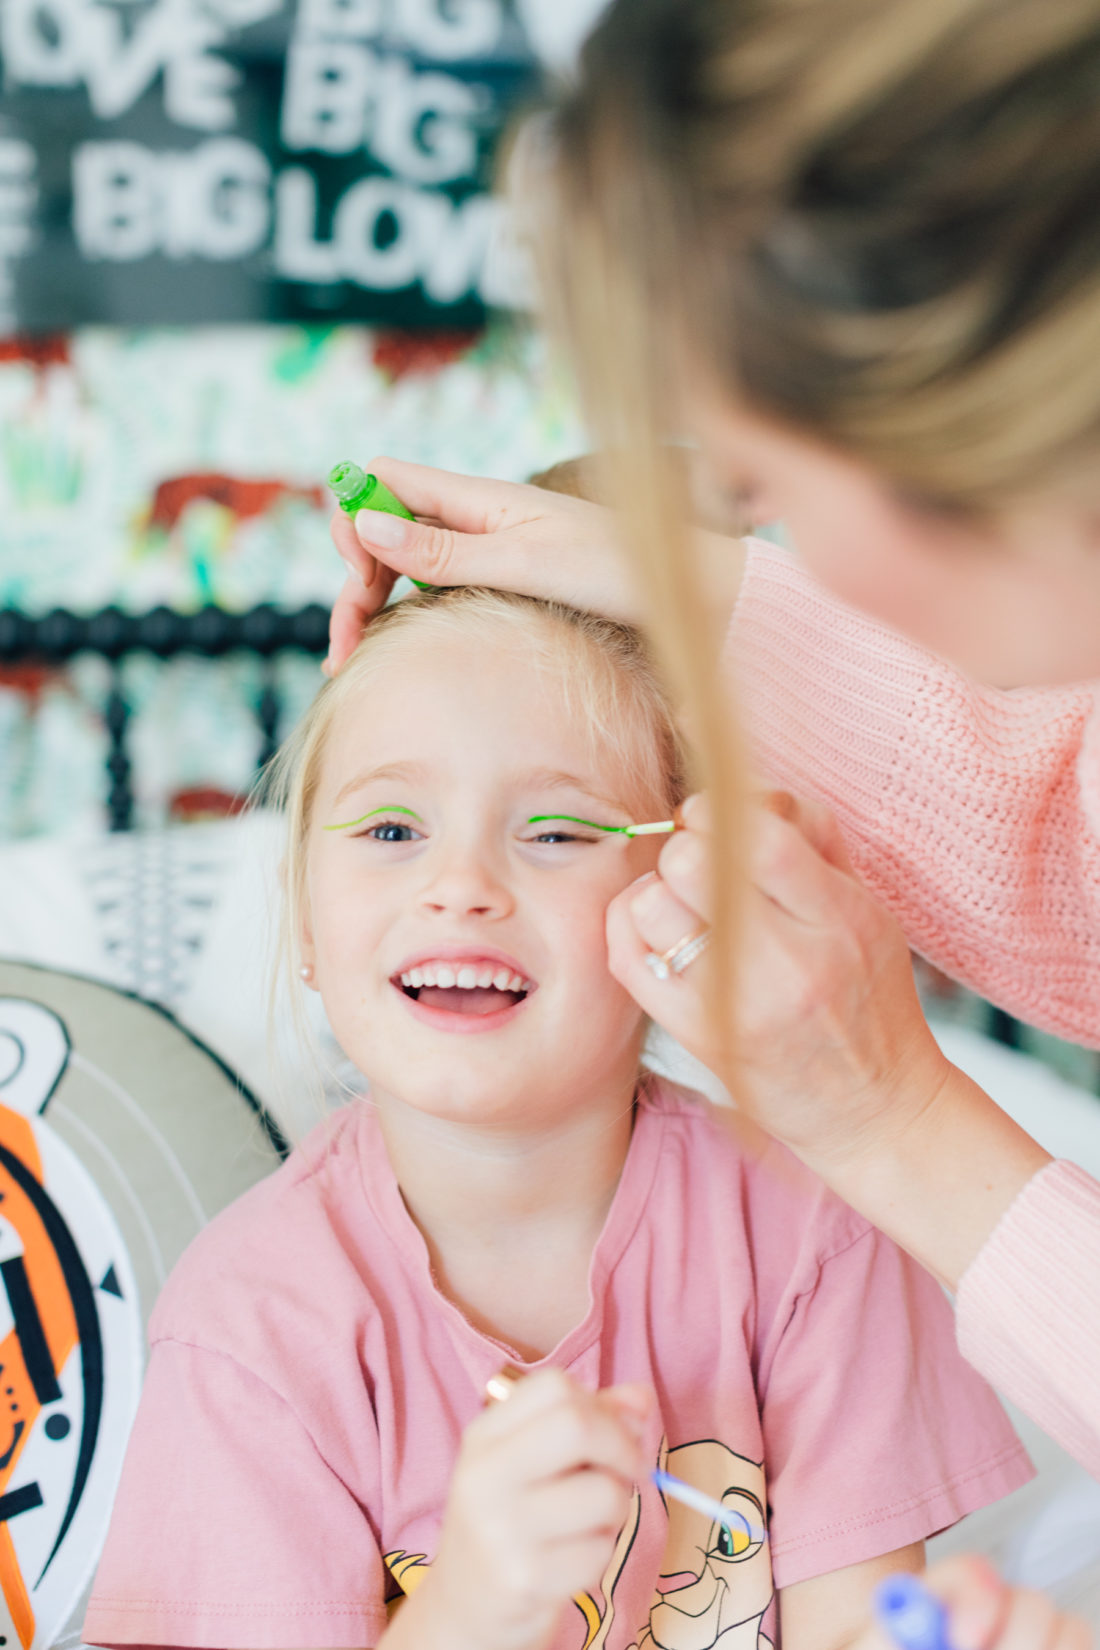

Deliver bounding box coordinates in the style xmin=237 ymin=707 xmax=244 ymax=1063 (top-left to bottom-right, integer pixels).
xmin=85 ymin=1080 xmax=1030 ymax=1650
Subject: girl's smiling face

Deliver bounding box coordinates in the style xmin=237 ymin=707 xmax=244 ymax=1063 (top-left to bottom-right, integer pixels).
xmin=300 ymin=623 xmax=667 ymax=1130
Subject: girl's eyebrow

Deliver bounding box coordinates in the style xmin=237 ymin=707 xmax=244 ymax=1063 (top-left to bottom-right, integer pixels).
xmin=325 ymin=804 xmax=424 ymax=832
xmin=521 ymin=766 xmax=628 ymax=814
xmin=331 ymin=760 xmax=428 ymax=809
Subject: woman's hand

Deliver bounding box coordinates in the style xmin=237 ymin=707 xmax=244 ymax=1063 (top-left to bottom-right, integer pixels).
xmin=608 ymin=790 xmax=950 ymax=1163
xmin=327 ymin=457 xmax=640 ymax=672
xmin=392 ymin=1368 xmax=649 ymax=1650
xmin=607 ymin=791 xmax=1051 ymax=1289
xmin=848 ymin=1557 xmax=1092 ymax=1650
xmin=326 ymin=455 xmax=748 ymax=672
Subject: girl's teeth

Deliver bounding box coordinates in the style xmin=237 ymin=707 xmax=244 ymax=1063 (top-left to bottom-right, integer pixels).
xmin=399 ymin=962 xmax=534 ymax=993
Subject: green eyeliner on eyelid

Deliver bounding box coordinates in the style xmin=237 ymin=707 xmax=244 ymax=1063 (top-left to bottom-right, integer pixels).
xmin=326 ymin=810 xmax=678 ymax=835
xmin=527 ymin=814 xmax=677 ymax=837
xmin=325 ymin=805 xmax=423 ymax=831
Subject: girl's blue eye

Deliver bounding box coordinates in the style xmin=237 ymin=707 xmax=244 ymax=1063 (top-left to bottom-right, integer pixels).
xmin=366 ymin=821 xmax=421 ymax=843
xmin=530 ymin=830 xmax=598 ymax=846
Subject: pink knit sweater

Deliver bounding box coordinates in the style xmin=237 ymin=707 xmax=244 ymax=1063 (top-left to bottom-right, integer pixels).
xmin=728 ymin=539 xmax=1100 ymax=1478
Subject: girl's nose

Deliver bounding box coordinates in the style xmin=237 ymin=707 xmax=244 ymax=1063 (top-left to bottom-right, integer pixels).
xmin=424 ymin=892 xmax=501 ymax=915
xmin=418 ymin=853 xmax=513 ymax=918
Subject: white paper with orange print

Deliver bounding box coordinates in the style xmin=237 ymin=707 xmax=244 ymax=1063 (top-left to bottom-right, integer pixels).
xmin=0 ymin=1000 xmax=143 ymax=1650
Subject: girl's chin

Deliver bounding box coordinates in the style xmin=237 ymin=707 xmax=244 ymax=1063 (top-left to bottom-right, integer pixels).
xmin=369 ymin=1079 xmax=548 ymax=1130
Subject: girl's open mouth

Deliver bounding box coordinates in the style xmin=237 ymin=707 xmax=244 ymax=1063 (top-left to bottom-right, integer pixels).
xmin=392 ymin=960 xmax=535 ymax=1022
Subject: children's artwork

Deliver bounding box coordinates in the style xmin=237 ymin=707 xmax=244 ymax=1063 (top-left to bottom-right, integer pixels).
xmin=0 ymin=322 xmax=584 ymax=835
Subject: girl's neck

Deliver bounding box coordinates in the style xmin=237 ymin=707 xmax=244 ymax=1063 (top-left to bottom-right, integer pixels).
xmin=369 ymin=1076 xmax=639 ymax=1360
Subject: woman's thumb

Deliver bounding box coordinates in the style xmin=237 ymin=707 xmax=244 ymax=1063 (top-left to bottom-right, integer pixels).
xmin=354 ymin=507 xmax=479 ymax=588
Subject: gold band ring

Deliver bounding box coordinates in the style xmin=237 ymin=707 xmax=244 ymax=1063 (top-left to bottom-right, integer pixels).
xmin=644 ymin=927 xmax=711 ymax=982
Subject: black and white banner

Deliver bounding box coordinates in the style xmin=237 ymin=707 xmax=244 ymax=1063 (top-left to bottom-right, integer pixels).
xmin=0 ymin=0 xmax=603 ymax=327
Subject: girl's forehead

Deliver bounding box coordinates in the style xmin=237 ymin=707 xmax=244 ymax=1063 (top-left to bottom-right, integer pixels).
xmin=322 ymin=626 xmax=652 ymax=808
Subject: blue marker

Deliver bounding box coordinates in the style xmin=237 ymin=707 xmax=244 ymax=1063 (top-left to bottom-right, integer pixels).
xmin=873 ymin=1574 xmax=953 ymax=1650
xmin=651 ymin=1468 xmax=768 ymax=1547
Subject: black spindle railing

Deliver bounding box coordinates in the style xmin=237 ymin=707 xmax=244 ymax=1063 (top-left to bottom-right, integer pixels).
xmin=0 ymin=602 xmax=330 ymax=831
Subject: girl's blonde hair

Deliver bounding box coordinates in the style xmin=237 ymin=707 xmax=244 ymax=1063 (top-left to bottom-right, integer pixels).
xmin=538 ymin=0 xmax=1100 ymax=1075
xmin=263 ymin=586 xmax=688 ymax=1050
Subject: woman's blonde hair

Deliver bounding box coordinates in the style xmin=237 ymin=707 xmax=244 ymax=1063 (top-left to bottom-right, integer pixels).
xmin=538 ymin=0 xmax=1100 ymax=1075
xmin=551 ymin=0 xmax=1100 ymax=513
xmin=263 ymin=586 xmax=688 ymax=1066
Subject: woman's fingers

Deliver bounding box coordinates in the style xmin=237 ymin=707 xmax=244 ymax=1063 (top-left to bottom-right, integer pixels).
xmin=920 ymin=1555 xmax=1093 ymax=1650
xmin=757 ymin=789 xmax=856 ymax=874
xmin=325 ymin=572 xmax=376 ymax=677
xmin=352 ymin=488 xmax=637 ymax=617
xmin=749 ymin=804 xmax=861 ymax=928
xmin=366 ymin=456 xmax=543 ymax=535
xmin=608 ymin=788 xmax=939 ymax=1141
xmin=626 ymin=875 xmax=709 ymax=966
xmin=606 ymin=876 xmax=718 ymax=1067
xmin=630 ymin=794 xmax=860 ymax=965
xmin=848 ymin=1561 xmax=1092 ymax=1650
xmin=326 ymin=460 xmax=645 ymax=670
xmin=325 ymin=509 xmax=398 ymax=673
xmin=653 ymin=792 xmax=857 ymax=934
xmin=352 ymin=508 xmax=518 ymax=590
xmin=654 ymin=821 xmax=712 ymax=923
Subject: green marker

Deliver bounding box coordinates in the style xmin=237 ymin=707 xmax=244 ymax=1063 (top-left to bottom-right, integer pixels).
xmin=328 ymin=461 xmax=432 ymax=591
xmin=324 ymin=804 xmax=423 ymax=832
xmin=527 ymin=814 xmax=678 ymax=836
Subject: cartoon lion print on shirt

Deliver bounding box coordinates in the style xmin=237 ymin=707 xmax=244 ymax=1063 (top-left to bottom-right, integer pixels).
xmin=626 ymin=1440 xmax=772 ymax=1650
xmin=385 ymin=1437 xmax=773 ymax=1650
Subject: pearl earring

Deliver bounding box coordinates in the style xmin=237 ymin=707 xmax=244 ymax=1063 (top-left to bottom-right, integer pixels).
xmin=299 ymin=963 xmax=314 ymax=982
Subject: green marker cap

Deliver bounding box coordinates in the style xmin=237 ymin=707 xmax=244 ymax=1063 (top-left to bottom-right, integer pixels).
xmin=327 ymin=461 xmax=416 ymax=523
xmin=327 ymin=460 xmax=431 ymax=591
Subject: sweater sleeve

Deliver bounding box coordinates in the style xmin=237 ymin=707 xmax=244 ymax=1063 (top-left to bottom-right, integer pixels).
xmin=726 ymin=538 xmax=1100 ymax=1046
xmin=728 ymin=541 xmax=1100 ymax=1476
xmin=956 ymin=1160 xmax=1100 ymax=1478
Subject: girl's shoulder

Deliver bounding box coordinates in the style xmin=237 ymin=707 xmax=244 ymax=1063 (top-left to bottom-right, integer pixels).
xmin=639 ymin=1074 xmax=871 ymax=1269
xmin=147 ymin=1102 xmax=382 ymax=1367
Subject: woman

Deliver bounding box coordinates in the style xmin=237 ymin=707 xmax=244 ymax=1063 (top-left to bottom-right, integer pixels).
xmin=327 ymin=0 xmax=1100 ymax=1501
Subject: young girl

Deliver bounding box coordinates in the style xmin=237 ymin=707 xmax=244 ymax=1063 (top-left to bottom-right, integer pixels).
xmin=84 ymin=587 xmax=1031 ymax=1650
